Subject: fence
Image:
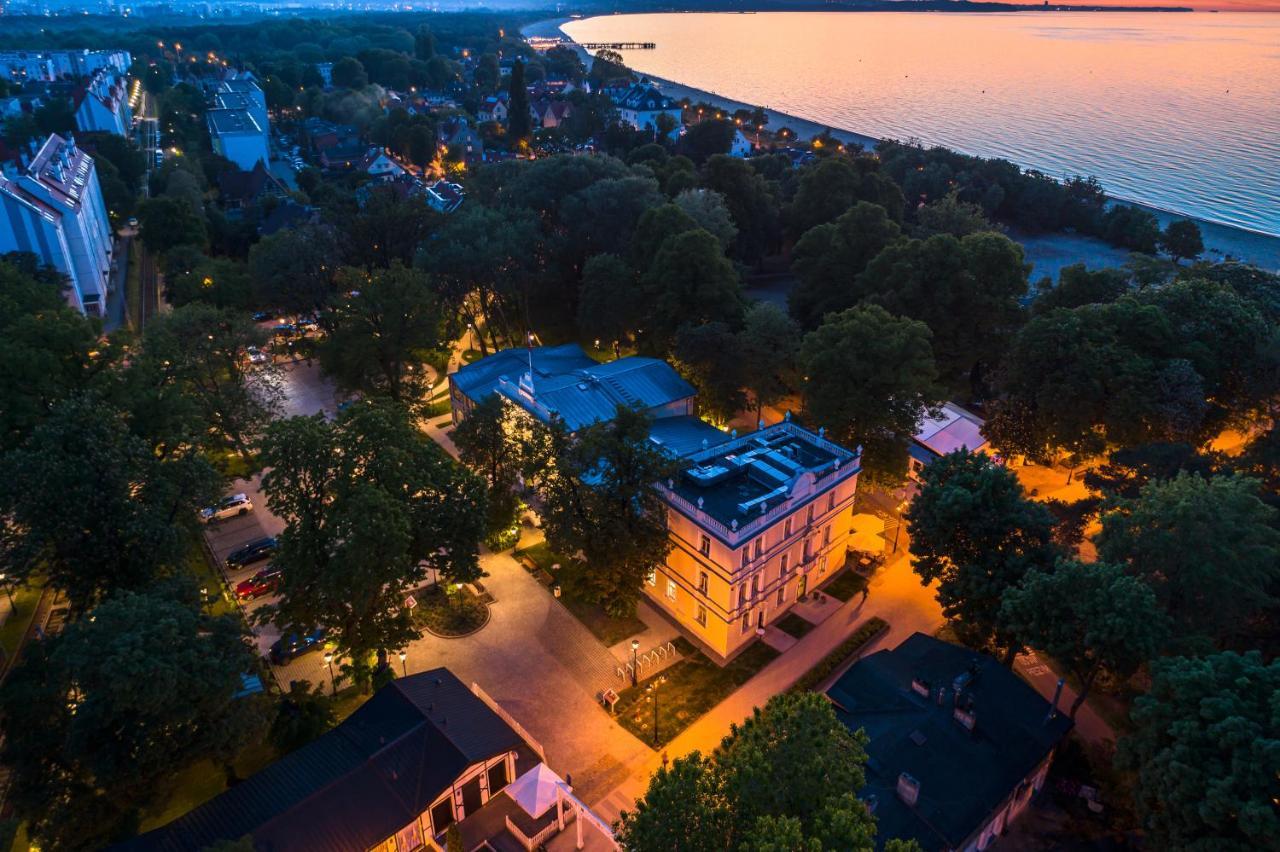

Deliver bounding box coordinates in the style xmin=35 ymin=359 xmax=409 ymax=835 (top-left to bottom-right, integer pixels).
xmin=470 ymin=681 xmax=547 ymax=763
xmin=616 ymin=640 xmax=679 ymax=683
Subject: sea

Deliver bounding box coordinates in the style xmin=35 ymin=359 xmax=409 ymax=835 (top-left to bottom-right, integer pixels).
xmin=560 ymin=11 xmax=1280 ymax=239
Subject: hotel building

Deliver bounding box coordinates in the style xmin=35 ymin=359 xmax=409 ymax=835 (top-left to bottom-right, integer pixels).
xmin=450 ymin=345 xmax=862 ymax=662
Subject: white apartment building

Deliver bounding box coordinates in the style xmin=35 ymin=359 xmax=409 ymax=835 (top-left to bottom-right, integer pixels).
xmin=0 ymin=134 xmax=114 ymax=315
xmin=0 ymin=49 xmax=131 ymax=82
xmin=74 ymin=68 xmax=132 ymax=136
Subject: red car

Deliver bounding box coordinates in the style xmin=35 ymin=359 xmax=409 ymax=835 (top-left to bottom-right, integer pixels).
xmin=236 ymin=567 xmax=281 ymax=600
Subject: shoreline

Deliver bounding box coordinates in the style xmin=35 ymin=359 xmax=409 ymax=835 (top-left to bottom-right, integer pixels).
xmin=523 ymin=15 xmax=1280 ymax=272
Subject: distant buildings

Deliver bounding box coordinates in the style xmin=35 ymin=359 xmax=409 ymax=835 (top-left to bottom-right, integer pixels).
xmin=826 ymin=633 xmax=1073 ymax=851
xmin=0 ymin=49 xmax=130 ymax=83
xmin=0 ymin=133 xmax=113 ymax=316
xmin=909 ymin=402 xmax=990 ymax=481
xmin=73 ymin=68 xmax=132 ymax=136
xmin=120 ymin=669 xmax=615 ymax=852
xmin=206 ymin=79 xmax=270 ymax=171
xmin=613 ymin=83 xmax=682 ymax=140
xmin=449 ymin=344 xmax=862 ymax=662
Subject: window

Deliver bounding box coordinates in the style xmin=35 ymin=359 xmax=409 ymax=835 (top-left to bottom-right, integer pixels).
xmin=784 ymin=518 xmax=793 ymax=537
xmin=780 ymin=554 xmax=789 ymax=576
xmin=823 ymin=525 xmax=831 ymax=546
xmin=803 ymin=539 xmax=812 ymax=561
xmin=741 ymin=548 xmax=749 ymax=568
xmin=806 ymin=505 xmax=814 ymax=524
xmin=646 ymin=568 xmax=657 ymax=586
xmin=666 ymin=579 xmax=677 ymax=600
xmin=697 ymin=571 xmax=709 ymax=594
xmin=486 ymin=760 xmax=509 ymax=796
xmin=777 ymin=585 xmax=786 ymax=605
xmin=396 ymin=820 xmax=425 ymax=852
xmin=828 ymin=492 xmax=835 ymax=512
xmin=430 ymin=798 xmax=455 ymax=836
xmin=751 ymin=574 xmax=761 ymax=597
xmin=738 ymin=585 xmax=747 ymax=607
xmin=753 ymin=536 xmax=763 ymax=559
xmin=695 ymin=604 xmax=707 ymax=626
xmin=742 ymin=612 xmax=752 ymax=633
xmin=699 ymin=534 xmax=711 ymax=556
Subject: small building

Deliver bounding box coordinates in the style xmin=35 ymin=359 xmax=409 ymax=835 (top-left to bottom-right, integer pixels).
xmin=531 ymin=98 xmax=573 ymax=129
xmin=73 ymin=69 xmax=132 ymax=136
xmin=0 ymin=133 xmax=113 ymax=316
xmin=315 ymin=62 xmax=333 ymax=88
xmin=206 ymin=108 xmax=269 ymax=171
xmin=119 ymin=669 xmax=616 ymax=852
xmin=613 ymin=83 xmax=682 ymax=140
xmin=357 ymin=147 xmax=407 ymax=178
xmin=826 ymin=633 xmax=1074 ymax=851
xmin=216 ymin=161 xmax=287 ymax=212
xmin=729 ymin=129 xmax=755 ymax=158
xmin=909 ymin=402 xmax=989 ymax=481
xmin=426 ymin=179 xmax=465 ymax=214
xmin=438 ymin=119 xmax=486 ymax=167
xmin=477 ymin=95 xmax=509 ymax=124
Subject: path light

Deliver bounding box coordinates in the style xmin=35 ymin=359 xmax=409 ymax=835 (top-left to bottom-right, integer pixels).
xmin=399 ymin=649 xmax=407 ymax=677
xmin=323 ymin=651 xmax=336 ymax=694
xmin=630 ymin=639 xmax=640 ymax=687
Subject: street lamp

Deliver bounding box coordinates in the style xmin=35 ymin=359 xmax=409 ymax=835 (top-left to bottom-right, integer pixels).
xmin=323 ymin=651 xmax=336 ymax=694
xmin=630 ymin=639 xmax=640 ymax=687
xmin=399 ymin=649 xmax=407 ymax=677
xmin=467 ymin=321 xmax=476 ymax=351
xmin=646 ymin=676 xmax=667 ymax=746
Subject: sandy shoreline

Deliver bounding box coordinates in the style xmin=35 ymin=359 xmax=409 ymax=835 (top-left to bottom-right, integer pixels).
xmin=523 ymin=15 xmax=1280 ymax=273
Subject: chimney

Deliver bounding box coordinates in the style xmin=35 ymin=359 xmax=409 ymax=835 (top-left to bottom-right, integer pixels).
xmin=910 ymin=677 xmax=929 ymax=699
xmin=896 ymin=773 xmax=920 ymax=807
xmin=953 ymin=705 xmax=977 ymax=733
xmin=935 ymin=686 xmax=948 ymax=707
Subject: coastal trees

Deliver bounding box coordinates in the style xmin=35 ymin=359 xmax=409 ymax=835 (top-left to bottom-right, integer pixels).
xmin=318 ymin=263 xmax=444 ymax=410
xmin=258 ymin=405 xmax=486 ymax=686
xmin=577 ymin=253 xmax=642 ymax=345
xmin=788 ymin=156 xmax=905 ymax=235
xmin=738 ymin=303 xmax=800 ymax=423
xmin=700 ymin=155 xmax=779 ymax=263
xmin=537 ymin=406 xmax=678 ymax=617
xmin=641 ymin=229 xmax=743 ymax=352
xmin=905 ymin=449 xmax=1059 ymax=664
xmin=1031 ymin=263 xmax=1129 ymax=314
xmin=0 ymin=587 xmax=264 ymax=851
xmin=789 ymin=201 xmax=903 ymax=330
xmin=799 ymin=305 xmax=941 ymax=483
xmin=1117 ymin=651 xmax=1280 ymax=850
xmin=673 ymin=322 xmax=747 ymax=424
xmin=453 ymin=394 xmax=528 ymax=538
xmin=618 ymin=693 xmax=901 ymax=851
xmin=1001 ymin=560 xmax=1167 ymax=718
xmin=674 ymin=188 xmax=738 ymax=253
xmin=1159 ymin=218 xmax=1203 ymax=264
xmin=1095 ymin=473 xmax=1280 ymax=653
xmin=136 ymin=195 xmax=207 ymax=256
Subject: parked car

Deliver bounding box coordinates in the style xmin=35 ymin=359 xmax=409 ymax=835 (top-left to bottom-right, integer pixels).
xmin=272 ymin=323 xmax=297 ymax=338
xmin=252 ymin=310 xmax=274 ymax=323
xmin=127 ymin=216 xmax=139 ymax=228
xmin=226 ymin=536 xmax=277 ymax=569
xmin=201 ymin=493 xmax=253 ymax=524
xmin=245 ymin=345 xmax=268 ymax=365
xmin=269 ymin=626 xmax=327 ymax=665
xmin=235 ymin=566 xmax=281 ymax=600
xmin=296 ymin=315 xmax=319 ymax=331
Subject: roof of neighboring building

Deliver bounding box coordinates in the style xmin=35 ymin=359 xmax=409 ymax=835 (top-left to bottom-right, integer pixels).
xmin=216 ymin=160 xmax=283 ymax=204
xmin=647 ymin=415 xmax=731 ymax=458
xmin=206 ymin=107 xmax=262 ymax=136
xmin=913 ymin=402 xmax=987 ymax=459
xmin=452 ymin=344 xmax=696 ymax=432
xmin=120 ymin=669 xmax=528 ymax=852
xmin=826 ymin=633 xmax=1073 ymax=851
xmin=615 ymin=83 xmax=676 ymax=111
xmin=258 ymin=199 xmax=318 ymax=236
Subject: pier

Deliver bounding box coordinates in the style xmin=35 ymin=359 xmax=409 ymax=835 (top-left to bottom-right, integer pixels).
xmin=578 ymin=41 xmax=657 ymax=50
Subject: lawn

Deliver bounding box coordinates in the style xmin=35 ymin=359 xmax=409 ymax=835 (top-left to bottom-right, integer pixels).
xmin=514 ymin=542 xmax=647 ymax=646
xmin=613 ymin=638 xmax=780 ymax=748
xmin=0 ymin=582 xmax=45 ymax=661
xmin=183 ymin=537 xmax=235 ymax=618
xmin=775 ymin=612 xmax=816 ymax=640
xmin=820 ymin=566 xmax=869 ymax=602
xmin=789 ymin=617 xmax=888 ymax=694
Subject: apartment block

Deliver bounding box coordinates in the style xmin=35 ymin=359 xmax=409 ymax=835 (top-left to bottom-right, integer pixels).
xmin=74 ymin=68 xmax=132 ymax=136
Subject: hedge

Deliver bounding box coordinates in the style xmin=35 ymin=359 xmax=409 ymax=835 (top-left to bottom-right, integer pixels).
xmin=789 ymin=617 xmax=889 ymax=694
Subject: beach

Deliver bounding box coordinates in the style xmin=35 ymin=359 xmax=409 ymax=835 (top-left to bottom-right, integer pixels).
xmin=524 ymin=15 xmax=1280 ymax=275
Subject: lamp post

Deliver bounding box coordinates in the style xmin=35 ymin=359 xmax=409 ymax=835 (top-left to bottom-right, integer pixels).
xmin=646 ymin=676 xmax=667 ymax=746
xmin=0 ymin=573 xmax=14 ymax=612
xmin=467 ymin=321 xmax=476 ymax=351
xmin=630 ymin=639 xmax=640 ymax=687
xmin=399 ymin=649 xmax=407 ymax=677
xmin=323 ymin=651 xmax=336 ymax=694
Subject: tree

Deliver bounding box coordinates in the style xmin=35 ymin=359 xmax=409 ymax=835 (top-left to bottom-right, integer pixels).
xmin=789 ymin=156 xmax=905 ymax=235
xmin=1083 ymin=441 xmax=1218 ymax=499
xmin=789 ymin=201 xmax=903 ymax=330
xmin=414 ymin=24 xmax=437 ymax=61
xmin=258 ymin=405 xmax=486 ymax=686
xmin=0 ymin=393 xmax=219 ymax=612
xmin=913 ymin=190 xmax=996 ymax=238
xmin=0 ymin=588 xmax=264 ymax=850
xmin=1096 ymin=473 xmax=1280 ymax=652
xmin=618 ymin=693 xmax=896 ymax=851
xmin=701 ymin=155 xmax=780 ymax=263
xmin=738 ymin=303 xmax=800 ymax=424
xmin=1001 ymin=560 xmax=1167 ymax=717
xmin=537 ymin=406 xmax=678 ymax=617
xmin=248 ymin=223 xmax=341 ymax=314
xmin=578 ymin=253 xmax=642 ymax=345
xmin=1032 ymin=263 xmax=1128 ymax=314
xmin=642 ymin=229 xmax=743 ymax=352
xmin=136 ymin=195 xmax=207 ymax=255
xmin=331 ymin=56 xmax=368 ymax=89
xmin=269 ymin=680 xmax=335 ymax=755
xmin=674 ymin=188 xmax=737 ymax=253
xmin=1117 ymin=651 xmax=1279 ymax=850
xmin=673 ymin=322 xmax=747 ymax=424
xmin=679 ymin=119 xmax=735 ymax=164
xmin=799 ymin=305 xmax=942 ymax=483
xmin=1159 ymin=218 xmax=1204 ymax=264
xmin=507 ymin=59 xmax=531 ymax=142
xmin=630 ymin=203 xmax=698 ymax=267
xmin=905 ymin=450 xmax=1059 ymax=663
xmin=319 ymin=264 xmax=443 ymax=409
xmin=453 ymin=395 xmax=528 ymax=537
xmin=143 ymin=303 xmax=282 ymax=459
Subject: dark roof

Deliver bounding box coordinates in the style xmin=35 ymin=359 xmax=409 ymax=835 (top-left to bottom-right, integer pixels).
xmin=217 ymin=161 xmax=282 ymax=204
xmin=826 ymin=634 xmax=1073 ymax=851
xmin=258 ymin=199 xmax=318 ymax=236
xmin=121 ymin=669 xmax=527 ymax=852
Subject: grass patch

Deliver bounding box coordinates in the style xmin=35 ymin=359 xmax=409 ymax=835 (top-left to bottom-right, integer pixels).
xmin=0 ymin=582 xmax=45 ymax=660
xmin=412 ymin=586 xmax=490 ymax=637
xmin=820 ymin=567 xmax=869 ymax=602
xmin=461 ymin=348 xmax=483 ymax=364
xmin=775 ymin=612 xmax=815 ymax=640
xmin=422 ymin=399 xmax=451 ymax=419
xmin=614 ymin=639 xmax=780 ymax=748
xmin=515 ymin=543 xmax=646 ymax=646
xmin=183 ymin=537 xmax=235 ymax=618
xmin=207 ymin=447 xmax=259 ymax=481
xmin=790 ymin=617 xmax=888 ymax=694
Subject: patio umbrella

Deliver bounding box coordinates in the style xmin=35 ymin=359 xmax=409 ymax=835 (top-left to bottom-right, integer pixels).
xmin=849 ymin=513 xmax=886 ymax=554
xmin=505 ymin=762 xmax=566 ymax=818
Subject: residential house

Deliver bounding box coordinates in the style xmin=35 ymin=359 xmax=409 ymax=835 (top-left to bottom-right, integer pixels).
xmin=73 ymin=68 xmax=132 ymax=136
xmin=0 ymin=49 xmax=130 ymax=83
xmin=216 ymin=161 xmax=286 ymax=212
xmin=437 ymin=119 xmax=485 ymax=167
xmin=206 ymin=107 xmax=268 ymax=171
xmin=355 ymin=173 xmax=424 ymax=208
xmin=825 ymin=633 xmax=1074 ymax=850
xmin=315 ymin=62 xmax=333 ymax=88
xmin=531 ymin=98 xmax=573 ymax=129
xmin=909 ymin=402 xmax=990 ymax=481
xmin=613 ymin=83 xmax=682 ymax=140
xmin=0 ymin=133 xmax=113 ymax=316
xmin=258 ymin=198 xmax=319 ymax=236
xmin=357 ymin=147 xmax=407 ymax=179
xmin=729 ymin=129 xmax=755 ymax=158
xmin=302 ymin=117 xmax=360 ymax=156
xmin=118 ymin=669 xmax=617 ymax=852
xmin=449 ymin=345 xmax=862 ymax=662
xmin=425 ymin=179 xmax=465 ymax=214
xmin=478 ymin=94 xmax=509 ymax=124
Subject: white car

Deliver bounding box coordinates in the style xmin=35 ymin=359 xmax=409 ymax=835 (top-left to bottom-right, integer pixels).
xmin=245 ymin=345 xmax=268 ymax=365
xmin=201 ymin=493 xmax=253 ymax=524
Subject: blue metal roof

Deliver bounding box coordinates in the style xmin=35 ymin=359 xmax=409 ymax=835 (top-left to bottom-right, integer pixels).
xmin=647 ymin=415 xmax=732 ymax=458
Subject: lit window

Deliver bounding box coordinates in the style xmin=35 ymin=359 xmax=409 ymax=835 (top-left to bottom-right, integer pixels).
xmin=646 ymin=568 xmax=657 ymax=586
xmin=699 ymin=534 xmax=711 ymax=556
xmin=695 ymin=604 xmax=707 ymax=626
xmin=666 ymin=579 xmax=677 ymax=600
xmin=698 ymin=571 xmax=709 ymax=595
